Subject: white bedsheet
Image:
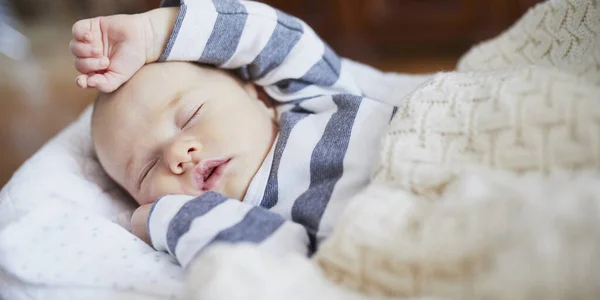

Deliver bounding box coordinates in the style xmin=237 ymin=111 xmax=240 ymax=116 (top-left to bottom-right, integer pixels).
xmin=0 ymin=107 xmax=185 ymax=299
xmin=0 ymin=60 xmax=434 ymax=300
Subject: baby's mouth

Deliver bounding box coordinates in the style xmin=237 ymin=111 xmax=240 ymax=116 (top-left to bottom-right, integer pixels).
xmin=192 ymin=158 xmax=232 ymax=191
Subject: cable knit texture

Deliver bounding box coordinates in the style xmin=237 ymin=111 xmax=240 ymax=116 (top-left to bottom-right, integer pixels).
xmin=457 ymin=0 xmax=600 ymax=84
xmin=370 ymin=0 xmax=600 ymax=197
xmin=313 ymin=0 xmax=600 ymax=298
xmin=371 ymin=66 xmax=600 ymax=198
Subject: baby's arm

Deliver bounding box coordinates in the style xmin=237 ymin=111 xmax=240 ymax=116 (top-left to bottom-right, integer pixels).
xmin=159 ymin=0 xmax=361 ymax=100
xmin=72 ymin=0 xmax=361 ymax=97
xmin=143 ymin=193 xmax=310 ymax=268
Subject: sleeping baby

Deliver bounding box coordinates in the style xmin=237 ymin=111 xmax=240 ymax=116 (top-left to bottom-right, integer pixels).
xmin=71 ymin=0 xmax=395 ymax=268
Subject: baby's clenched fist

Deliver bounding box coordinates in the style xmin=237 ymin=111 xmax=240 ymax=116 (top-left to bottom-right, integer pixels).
xmin=70 ymin=8 xmax=178 ymax=93
xmin=70 ymin=13 xmax=151 ymax=93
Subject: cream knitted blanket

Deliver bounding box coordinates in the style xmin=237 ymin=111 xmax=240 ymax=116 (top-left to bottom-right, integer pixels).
xmin=183 ymin=1 xmax=600 ymax=299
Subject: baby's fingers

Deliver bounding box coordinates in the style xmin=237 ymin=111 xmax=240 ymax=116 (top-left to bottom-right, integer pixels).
xmin=88 ymin=72 xmax=124 ymax=93
xmin=76 ymin=74 xmax=89 ymax=88
xmin=72 ymin=19 xmax=93 ymax=42
xmin=70 ymin=40 xmax=102 ymax=58
xmin=74 ymin=56 xmax=109 ymax=74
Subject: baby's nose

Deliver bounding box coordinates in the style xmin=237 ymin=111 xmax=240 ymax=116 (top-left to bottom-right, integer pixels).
xmin=165 ymin=140 xmax=202 ymax=175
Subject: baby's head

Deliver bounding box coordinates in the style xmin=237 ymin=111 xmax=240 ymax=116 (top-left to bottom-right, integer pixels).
xmin=92 ymin=62 xmax=277 ymax=205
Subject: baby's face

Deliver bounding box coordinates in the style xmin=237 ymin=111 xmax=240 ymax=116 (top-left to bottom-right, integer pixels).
xmin=92 ymin=62 xmax=277 ymax=205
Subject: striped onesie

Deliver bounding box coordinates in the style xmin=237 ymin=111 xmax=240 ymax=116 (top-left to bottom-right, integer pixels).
xmin=149 ymin=0 xmax=396 ymax=268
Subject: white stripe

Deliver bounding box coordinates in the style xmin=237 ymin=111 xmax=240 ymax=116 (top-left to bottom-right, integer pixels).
xmin=174 ymin=200 xmax=252 ymax=268
xmin=167 ymin=0 xmax=218 ymax=61
xmin=221 ymin=1 xmax=278 ymax=69
xmin=271 ymin=96 xmax=338 ymax=219
xmin=316 ymin=99 xmax=393 ymax=242
xmin=259 ymin=221 xmax=310 ymax=256
xmin=242 ymin=138 xmax=276 ymax=206
xmin=148 ymin=195 xmax=196 ymax=254
xmin=256 ymin=22 xmax=325 ymax=86
xmin=332 ymin=61 xmax=362 ymax=95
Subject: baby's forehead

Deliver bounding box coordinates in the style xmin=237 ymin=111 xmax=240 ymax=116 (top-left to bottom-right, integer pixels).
xmin=94 ymin=72 xmax=181 ymax=118
xmin=91 ymin=89 xmax=163 ymax=183
xmin=91 ymin=62 xmax=232 ymax=140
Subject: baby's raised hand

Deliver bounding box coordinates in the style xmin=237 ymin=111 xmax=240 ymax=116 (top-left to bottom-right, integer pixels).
xmin=70 ymin=14 xmax=151 ymax=93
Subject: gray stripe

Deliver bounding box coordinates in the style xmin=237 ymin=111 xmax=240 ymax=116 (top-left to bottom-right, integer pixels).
xmin=274 ymin=45 xmax=342 ymax=94
xmin=166 ymin=192 xmax=227 ymax=254
xmin=186 ymin=207 xmax=287 ymax=269
xmin=199 ymin=0 xmax=248 ymax=66
xmin=260 ymin=110 xmax=310 ymax=209
xmin=291 ymin=94 xmax=362 ymax=246
xmin=210 ymin=206 xmax=286 ymax=244
xmin=159 ymin=1 xmax=187 ymax=62
xmin=237 ymin=9 xmax=303 ymax=81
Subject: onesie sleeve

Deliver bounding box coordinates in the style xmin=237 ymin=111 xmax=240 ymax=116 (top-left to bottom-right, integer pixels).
xmin=159 ymin=0 xmax=362 ymax=102
xmin=147 ymin=192 xmax=310 ymax=268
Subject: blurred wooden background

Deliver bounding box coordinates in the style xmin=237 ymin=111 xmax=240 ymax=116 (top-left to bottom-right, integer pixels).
xmin=0 ymin=0 xmax=543 ymax=186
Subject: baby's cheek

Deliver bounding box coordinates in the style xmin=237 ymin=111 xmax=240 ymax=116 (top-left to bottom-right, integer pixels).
xmin=143 ymin=174 xmax=196 ymax=204
xmin=140 ymin=177 xmax=171 ymax=205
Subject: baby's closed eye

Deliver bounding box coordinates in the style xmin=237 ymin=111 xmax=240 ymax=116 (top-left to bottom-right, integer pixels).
xmin=180 ymin=103 xmax=204 ymax=130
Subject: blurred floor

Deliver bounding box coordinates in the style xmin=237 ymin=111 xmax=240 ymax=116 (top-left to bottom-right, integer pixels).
xmin=0 ymin=22 xmax=458 ymax=187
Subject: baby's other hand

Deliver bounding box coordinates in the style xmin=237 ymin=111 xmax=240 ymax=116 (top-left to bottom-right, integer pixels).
xmin=131 ymin=203 xmax=153 ymax=245
xmin=70 ymin=14 xmax=152 ymax=93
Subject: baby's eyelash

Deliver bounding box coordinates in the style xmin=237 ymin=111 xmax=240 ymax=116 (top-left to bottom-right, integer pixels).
xmin=181 ymin=103 xmax=204 ymax=130
xmin=139 ymin=159 xmax=158 ymax=187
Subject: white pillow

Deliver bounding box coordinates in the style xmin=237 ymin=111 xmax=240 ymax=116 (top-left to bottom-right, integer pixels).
xmin=0 ymin=107 xmax=185 ymax=300
xmin=0 ymin=107 xmax=135 ymax=231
